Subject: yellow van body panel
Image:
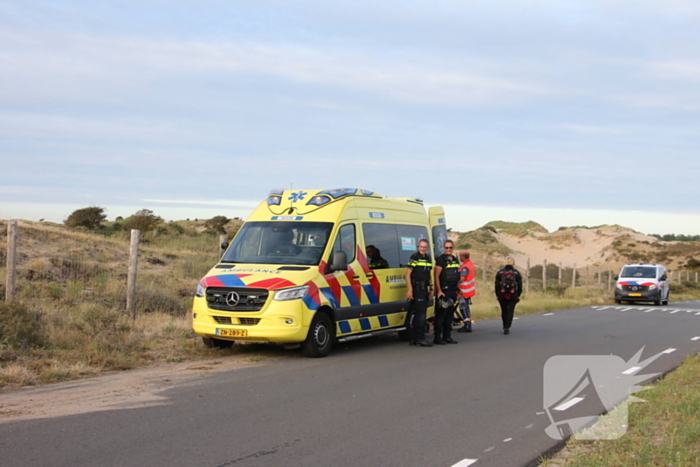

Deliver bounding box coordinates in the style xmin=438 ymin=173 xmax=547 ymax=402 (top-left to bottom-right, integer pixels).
xmin=192 ymin=188 xmax=444 ymax=347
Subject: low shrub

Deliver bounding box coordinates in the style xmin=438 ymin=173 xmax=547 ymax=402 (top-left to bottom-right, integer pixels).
xmin=0 ymin=301 xmax=45 ymax=352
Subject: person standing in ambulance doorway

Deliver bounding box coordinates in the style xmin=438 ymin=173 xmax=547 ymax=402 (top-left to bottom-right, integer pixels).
xmin=457 ymin=250 xmax=476 ymax=333
xmin=405 ymin=238 xmax=433 ymax=347
xmin=494 ymin=257 xmax=523 ymax=335
xmin=433 ymin=240 xmax=460 ymax=345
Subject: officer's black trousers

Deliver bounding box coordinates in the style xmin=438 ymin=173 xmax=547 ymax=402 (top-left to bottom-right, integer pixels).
xmin=410 ymin=289 xmax=429 ymax=341
xmin=434 ymin=287 xmax=457 ymax=340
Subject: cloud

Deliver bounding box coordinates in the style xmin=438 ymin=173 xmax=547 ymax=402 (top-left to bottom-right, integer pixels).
xmin=0 ymin=29 xmax=558 ymax=107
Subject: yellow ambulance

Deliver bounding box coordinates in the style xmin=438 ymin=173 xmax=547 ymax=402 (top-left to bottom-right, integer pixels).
xmin=192 ymin=188 xmax=447 ymax=357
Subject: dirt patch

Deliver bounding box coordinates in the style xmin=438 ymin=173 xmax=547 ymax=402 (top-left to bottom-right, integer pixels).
xmin=0 ymin=356 xmax=261 ymax=424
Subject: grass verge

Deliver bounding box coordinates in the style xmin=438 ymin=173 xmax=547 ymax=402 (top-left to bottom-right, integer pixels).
xmin=539 ymin=353 xmax=700 ymax=467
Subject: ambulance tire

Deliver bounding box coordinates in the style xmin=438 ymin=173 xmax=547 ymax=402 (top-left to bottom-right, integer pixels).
xmin=301 ymin=312 xmax=334 ymax=358
xmin=398 ymin=309 xmax=413 ymax=341
xmin=202 ymin=337 xmax=234 ymax=349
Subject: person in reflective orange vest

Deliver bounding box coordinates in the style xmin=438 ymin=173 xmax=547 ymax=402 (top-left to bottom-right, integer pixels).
xmin=457 ymin=250 xmax=476 ymax=332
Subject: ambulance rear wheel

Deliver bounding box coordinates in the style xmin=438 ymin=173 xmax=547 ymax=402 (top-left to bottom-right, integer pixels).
xmin=301 ymin=312 xmax=334 ymax=358
xmin=202 ymin=337 xmax=234 ymax=349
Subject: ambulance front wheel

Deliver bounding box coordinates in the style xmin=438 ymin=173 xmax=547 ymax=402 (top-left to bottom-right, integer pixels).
xmin=202 ymin=337 xmax=235 ymax=349
xmin=301 ymin=312 xmax=334 ymax=358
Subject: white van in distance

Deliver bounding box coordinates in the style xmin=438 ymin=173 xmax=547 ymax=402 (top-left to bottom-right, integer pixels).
xmin=614 ymin=262 xmax=669 ymax=306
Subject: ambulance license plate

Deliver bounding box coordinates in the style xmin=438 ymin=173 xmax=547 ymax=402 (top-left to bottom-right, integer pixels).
xmin=629 ymin=293 xmax=642 ymax=297
xmin=217 ymin=328 xmax=247 ymax=337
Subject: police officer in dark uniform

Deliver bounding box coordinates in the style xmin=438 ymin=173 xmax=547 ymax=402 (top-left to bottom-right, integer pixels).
xmin=405 ymin=238 xmax=433 ymax=347
xmin=434 ymin=240 xmax=460 ymax=345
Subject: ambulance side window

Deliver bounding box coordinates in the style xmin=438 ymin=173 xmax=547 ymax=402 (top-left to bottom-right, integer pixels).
xmin=362 ymin=223 xmax=400 ymax=268
xmin=331 ymin=224 xmax=356 ymax=264
xmin=397 ymin=225 xmax=429 ymax=267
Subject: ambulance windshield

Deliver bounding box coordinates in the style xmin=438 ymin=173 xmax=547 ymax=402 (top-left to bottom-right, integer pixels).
xmin=222 ymin=221 xmax=334 ymax=265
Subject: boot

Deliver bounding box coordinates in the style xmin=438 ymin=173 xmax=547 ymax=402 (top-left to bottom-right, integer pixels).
xmin=417 ymin=339 xmax=433 ymax=347
xmin=433 ymin=337 xmax=446 ymax=345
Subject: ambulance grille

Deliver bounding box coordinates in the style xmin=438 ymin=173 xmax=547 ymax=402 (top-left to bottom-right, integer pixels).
xmin=212 ymin=316 xmax=260 ymax=325
xmin=206 ymin=287 xmax=269 ymax=312
xmin=239 ymin=318 xmax=261 ymax=325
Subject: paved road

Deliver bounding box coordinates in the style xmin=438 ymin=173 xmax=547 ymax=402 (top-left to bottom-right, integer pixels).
xmin=1 ymin=301 xmax=699 ymax=467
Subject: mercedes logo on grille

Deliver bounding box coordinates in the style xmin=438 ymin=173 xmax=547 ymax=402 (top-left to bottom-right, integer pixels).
xmin=225 ymin=291 xmax=240 ymax=307
xmin=631 ymin=286 xmax=638 ymax=291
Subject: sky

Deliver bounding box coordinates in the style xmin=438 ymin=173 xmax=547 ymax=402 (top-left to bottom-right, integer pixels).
xmin=1 ymin=1 xmax=699 ymax=235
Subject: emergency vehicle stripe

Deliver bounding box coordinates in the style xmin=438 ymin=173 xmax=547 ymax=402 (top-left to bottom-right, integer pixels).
xmin=359 ymin=318 xmax=371 ymax=330
xmin=303 ymin=294 xmax=320 ymax=311
xmin=378 ymin=315 xmax=389 ymax=327
xmin=356 ymin=246 xmax=382 ymax=300
xmin=320 ymin=287 xmax=340 ymax=308
xmin=203 ymin=274 xmax=250 ymax=288
xmin=247 ymin=277 xmax=296 ymax=290
xmin=362 ymin=284 xmax=379 ymax=304
xmin=339 ymin=321 xmax=352 ymax=334
xmin=343 ymin=268 xmax=363 ymax=306
xmin=342 ymin=286 xmax=361 ymax=306
xmin=619 ymin=281 xmax=655 ymax=286
xmin=304 ymin=281 xmax=322 ymax=310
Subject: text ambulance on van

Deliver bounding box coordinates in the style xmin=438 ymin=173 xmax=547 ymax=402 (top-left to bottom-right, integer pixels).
xmin=192 ymin=188 xmax=448 ymax=357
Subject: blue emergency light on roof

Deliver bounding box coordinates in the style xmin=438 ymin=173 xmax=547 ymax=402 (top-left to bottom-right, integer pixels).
xmin=319 ymin=188 xmax=358 ymax=199
xmin=306 ymin=195 xmax=331 ymax=206
xmin=268 ymin=195 xmax=282 ymax=206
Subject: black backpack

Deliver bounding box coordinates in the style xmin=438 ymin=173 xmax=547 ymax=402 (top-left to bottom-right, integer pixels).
xmin=500 ymin=270 xmax=517 ymax=296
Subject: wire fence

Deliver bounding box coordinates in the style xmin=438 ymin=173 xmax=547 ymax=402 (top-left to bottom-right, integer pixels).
xmin=1 ymin=221 xmax=223 ymax=317
xmin=3 ymin=220 xmax=699 ymax=316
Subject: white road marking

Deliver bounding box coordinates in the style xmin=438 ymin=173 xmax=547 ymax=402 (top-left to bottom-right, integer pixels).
xmin=692 ymin=337 xmax=700 ymax=341
xmin=503 ymin=438 xmax=513 ymax=443
xmin=670 ymin=310 xmax=679 ymax=314
xmin=450 ymin=458 xmax=478 ymax=467
xmin=623 ymin=366 xmax=641 ymax=375
xmin=525 ymin=424 xmax=534 ymax=429
xmin=598 ymin=306 xmax=611 ymax=310
xmin=513 ymin=317 xmax=520 ymax=320
xmin=553 ymin=397 xmax=585 ymax=411
xmin=696 ymin=312 xmax=700 ymax=315
xmin=644 ymin=309 xmax=653 ymax=313
xmin=662 ymin=348 xmax=677 ymax=354
xmin=483 ymin=447 xmax=494 ymax=453
xmin=543 ymin=313 xmax=554 ymax=316
xmin=536 ymin=411 xmax=545 ymax=415
xmin=621 ymin=307 xmax=632 ymax=312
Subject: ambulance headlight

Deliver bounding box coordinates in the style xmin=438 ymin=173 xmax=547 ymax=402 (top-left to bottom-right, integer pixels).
xmin=648 ymin=284 xmax=656 ymax=290
xmin=196 ymin=283 xmax=205 ymax=297
xmin=274 ymin=286 xmax=309 ymax=301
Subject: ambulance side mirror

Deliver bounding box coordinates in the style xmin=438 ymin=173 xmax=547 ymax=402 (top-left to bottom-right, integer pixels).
xmin=329 ymin=251 xmax=348 ymax=272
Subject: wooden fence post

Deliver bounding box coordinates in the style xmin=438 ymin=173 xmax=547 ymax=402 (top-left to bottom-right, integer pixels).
xmin=126 ymin=229 xmax=140 ymax=322
xmin=586 ymin=265 xmax=589 ymax=286
xmin=598 ymin=264 xmax=601 ymax=286
xmin=572 ymin=263 xmax=577 ymax=288
xmin=543 ymin=259 xmax=547 ymax=291
xmin=526 ymin=257 xmax=530 ymax=295
xmin=5 ymin=220 xmax=17 ymax=303
xmin=559 ymin=262 xmax=562 ymax=285
xmin=608 ymin=266 xmax=612 ymax=290
xmin=483 ymin=255 xmax=488 ymax=289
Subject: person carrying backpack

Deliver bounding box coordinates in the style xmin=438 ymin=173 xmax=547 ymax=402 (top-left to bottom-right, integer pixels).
xmin=494 ymin=257 xmax=522 ymax=335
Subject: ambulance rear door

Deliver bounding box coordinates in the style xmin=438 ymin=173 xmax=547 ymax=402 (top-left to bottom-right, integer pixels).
xmin=428 ymin=206 xmax=448 ymax=258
